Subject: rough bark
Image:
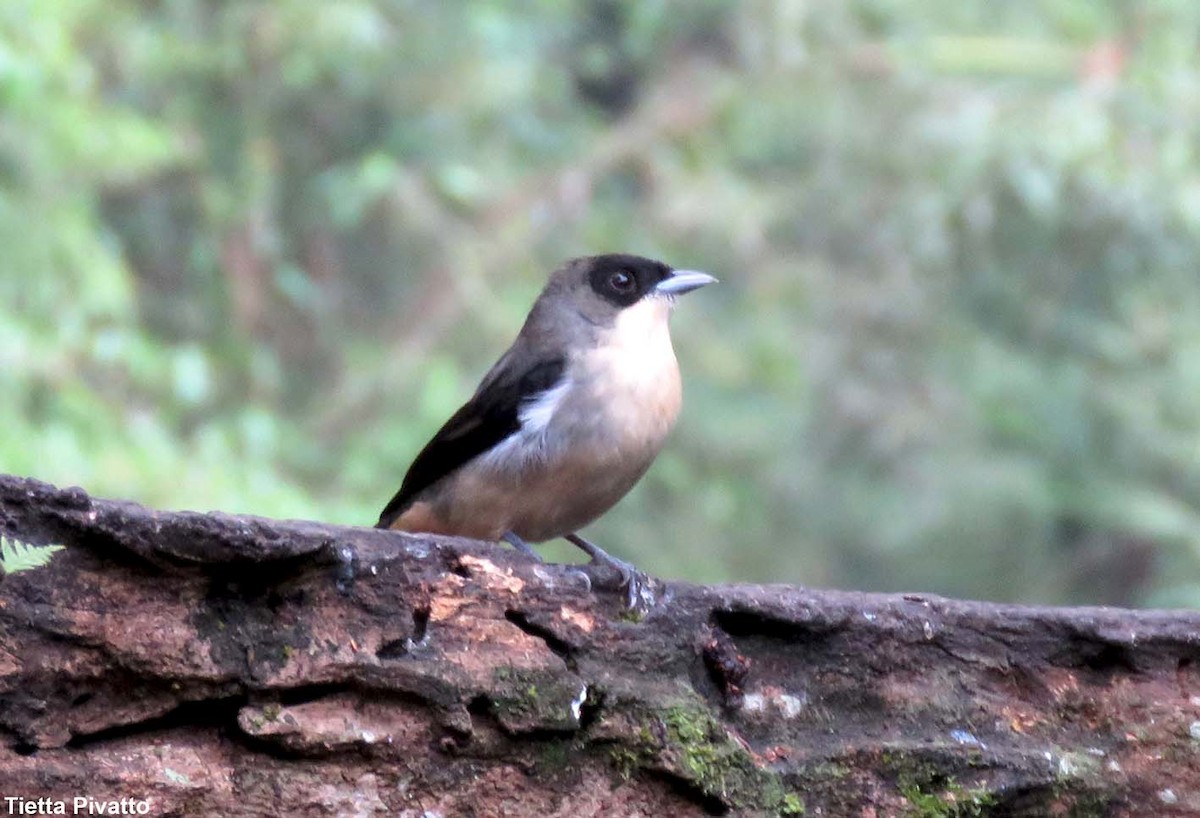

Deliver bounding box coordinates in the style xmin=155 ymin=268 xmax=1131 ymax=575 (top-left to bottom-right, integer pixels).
xmin=1 ymin=474 xmax=1199 ymax=817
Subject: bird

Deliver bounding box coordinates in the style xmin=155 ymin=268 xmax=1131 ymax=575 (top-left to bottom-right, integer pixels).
xmin=376 ymin=253 xmax=716 ymax=604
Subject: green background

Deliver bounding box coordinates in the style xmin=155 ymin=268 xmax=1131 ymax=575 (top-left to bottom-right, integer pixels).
xmin=5 ymin=0 xmax=1200 ymax=607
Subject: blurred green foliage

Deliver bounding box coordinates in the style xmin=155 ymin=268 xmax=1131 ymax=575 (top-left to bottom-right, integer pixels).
xmin=4 ymin=0 xmax=1200 ymax=606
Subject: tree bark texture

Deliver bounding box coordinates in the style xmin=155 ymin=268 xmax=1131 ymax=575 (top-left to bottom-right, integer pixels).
xmin=1 ymin=474 xmax=1199 ymax=816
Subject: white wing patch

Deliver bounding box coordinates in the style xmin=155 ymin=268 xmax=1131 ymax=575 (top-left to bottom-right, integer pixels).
xmin=476 ymin=377 xmax=571 ymax=472
xmin=518 ymin=378 xmax=571 ymax=434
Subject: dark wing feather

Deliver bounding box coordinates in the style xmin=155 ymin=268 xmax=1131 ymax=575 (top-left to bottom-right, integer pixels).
xmin=376 ymin=354 xmax=566 ymax=528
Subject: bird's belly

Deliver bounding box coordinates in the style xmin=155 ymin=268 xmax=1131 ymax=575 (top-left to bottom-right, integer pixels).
xmin=445 ymin=444 xmax=659 ymax=542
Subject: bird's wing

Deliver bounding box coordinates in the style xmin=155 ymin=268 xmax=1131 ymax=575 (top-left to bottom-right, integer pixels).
xmin=375 ymin=352 xmax=567 ymax=529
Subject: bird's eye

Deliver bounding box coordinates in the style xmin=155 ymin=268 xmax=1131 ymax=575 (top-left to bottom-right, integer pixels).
xmin=608 ymin=271 xmax=635 ymax=292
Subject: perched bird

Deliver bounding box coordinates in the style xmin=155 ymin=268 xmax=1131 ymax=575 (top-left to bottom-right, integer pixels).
xmin=377 ymin=253 xmax=715 ymax=602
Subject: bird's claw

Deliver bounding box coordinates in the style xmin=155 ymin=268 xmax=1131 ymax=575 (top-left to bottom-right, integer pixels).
xmin=622 ymin=567 xmax=655 ymax=611
xmin=591 ymin=553 xmax=655 ymax=611
xmin=565 ymin=567 xmax=592 ymax=592
xmin=563 ymin=533 xmax=655 ymax=611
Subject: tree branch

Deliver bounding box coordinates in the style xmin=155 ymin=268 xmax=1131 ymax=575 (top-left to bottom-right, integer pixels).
xmin=1 ymin=474 xmax=1197 ymax=816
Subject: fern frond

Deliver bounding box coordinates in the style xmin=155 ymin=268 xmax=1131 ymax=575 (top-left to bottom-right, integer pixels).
xmin=0 ymin=536 xmax=65 ymax=574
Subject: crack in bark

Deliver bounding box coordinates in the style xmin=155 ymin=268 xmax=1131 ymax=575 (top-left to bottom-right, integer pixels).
xmin=711 ymin=606 xmax=845 ymax=642
xmin=646 ymin=769 xmax=730 ymax=816
xmin=65 ymin=695 xmax=247 ymax=750
xmin=503 ymin=609 xmax=577 ymax=670
xmin=700 ymin=626 xmax=750 ymax=708
xmin=1050 ymin=636 xmax=1140 ymax=676
xmin=377 ymin=606 xmax=432 ymax=660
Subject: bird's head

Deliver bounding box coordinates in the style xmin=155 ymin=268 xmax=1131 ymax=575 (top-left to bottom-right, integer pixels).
xmin=538 ymin=254 xmax=716 ymax=334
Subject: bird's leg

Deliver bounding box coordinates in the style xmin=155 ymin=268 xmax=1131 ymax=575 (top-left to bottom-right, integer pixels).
xmin=502 ymin=530 xmax=543 ymax=561
xmin=564 ymin=533 xmax=652 ymax=609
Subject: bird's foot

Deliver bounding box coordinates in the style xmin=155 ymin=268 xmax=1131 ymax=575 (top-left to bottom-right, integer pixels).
xmin=502 ymin=530 xmax=543 ymax=562
xmin=565 ymin=534 xmax=655 ymax=610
